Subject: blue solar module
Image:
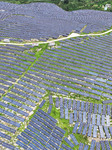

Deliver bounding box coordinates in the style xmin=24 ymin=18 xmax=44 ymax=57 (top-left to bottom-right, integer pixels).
xmin=94 ymin=103 xmax=97 ymax=114
xmin=65 ymin=108 xmax=68 ymax=119
xmin=61 ymin=144 xmax=73 ymax=150
xmin=107 ymin=105 xmax=111 ymax=116
xmin=96 ymin=142 xmax=100 ymax=150
xmin=48 ymin=140 xmax=59 ymax=149
xmin=79 ymin=111 xmax=82 ymax=122
xmin=38 ymin=109 xmax=57 ymax=123
xmin=79 ymin=143 xmax=84 ymax=150
xmin=29 ymin=142 xmax=40 ymax=150
xmin=98 ymin=104 xmax=102 ymax=114
xmin=100 ymin=141 xmax=106 ymax=150
xmin=109 ymin=127 xmax=112 ymax=136
xmin=39 ymin=100 xmax=46 ymax=108
xmin=77 ymin=123 xmax=84 ymax=134
xmin=89 ymin=103 xmax=93 ymax=113
xmin=102 ymin=105 xmax=106 ymax=115
xmin=105 ymin=141 xmax=110 ymax=150
xmin=60 ymin=98 xmax=63 ymax=108
xmin=72 ymin=100 xmax=76 ymax=110
xmin=99 ymin=126 xmax=105 ymax=138
xmin=82 ymin=124 xmax=88 ymax=135
xmin=103 ymin=126 xmax=110 ymax=138
xmin=16 ymin=140 xmax=28 ymax=149
xmin=90 ymin=140 xmax=96 ymax=150
xmin=81 ymin=101 xmax=84 ymax=111
xmin=93 ymin=125 xmax=97 ymax=138
xmin=84 ymin=144 xmax=89 ymax=150
xmin=101 ymin=115 xmax=105 ymax=126
xmin=74 ymin=110 xmax=77 ymax=122
xmin=88 ymin=124 xmax=92 ymax=137
xmin=55 ymin=97 xmax=59 ymax=108
xmin=97 ymin=114 xmax=101 ymax=126
xmin=64 ymin=137 xmax=74 ymax=148
xmin=55 ymin=126 xmax=66 ymax=134
xmin=70 ymin=134 xmax=79 ymax=145
xmin=69 ymin=113 xmax=73 ymax=124
xmin=85 ymin=102 xmax=89 ymax=112
xmin=64 ymin=99 xmax=68 ymax=108
xmin=106 ymin=115 xmax=110 ymax=126
xmin=49 ymin=95 xmax=53 ymax=104
xmin=77 ymin=101 xmax=80 ymax=111
xmin=87 ymin=113 xmax=91 ymax=124
xmin=110 ymin=141 xmax=112 ymax=147
xmin=68 ymin=99 xmax=72 ymax=110
xmin=83 ymin=111 xmax=87 ymax=123
xmin=92 ymin=114 xmax=96 ymax=125
xmin=73 ymin=122 xmax=79 ymax=133
xmin=47 ymin=105 xmax=52 ymax=114
xmin=60 ymin=107 xmax=64 ymax=118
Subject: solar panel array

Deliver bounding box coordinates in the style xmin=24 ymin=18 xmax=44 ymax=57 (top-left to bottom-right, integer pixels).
xmin=28 ymin=34 xmax=112 ymax=102
xmin=0 ymin=2 xmax=112 ymax=41
xmin=16 ymin=109 xmax=66 ymax=150
xmin=0 ymin=44 xmax=47 ymax=149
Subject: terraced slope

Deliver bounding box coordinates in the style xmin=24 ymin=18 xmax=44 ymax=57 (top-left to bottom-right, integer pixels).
xmin=0 ymin=2 xmax=112 ymax=41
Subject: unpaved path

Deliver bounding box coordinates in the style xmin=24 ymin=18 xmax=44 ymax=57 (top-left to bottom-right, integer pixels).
xmin=0 ymin=29 xmax=112 ymax=46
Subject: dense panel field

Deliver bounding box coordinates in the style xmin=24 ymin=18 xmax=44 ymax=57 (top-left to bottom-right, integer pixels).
xmin=0 ymin=33 xmax=112 ymax=149
xmin=0 ymin=2 xmax=112 ymax=41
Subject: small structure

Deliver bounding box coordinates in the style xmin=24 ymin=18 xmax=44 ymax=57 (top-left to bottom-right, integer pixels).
xmin=49 ymin=42 xmax=55 ymax=46
xmin=32 ymin=43 xmax=39 ymax=46
xmin=3 ymin=39 xmax=10 ymax=42
xmin=104 ymin=4 xmax=111 ymax=10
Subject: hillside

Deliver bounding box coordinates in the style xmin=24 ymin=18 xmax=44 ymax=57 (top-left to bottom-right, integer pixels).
xmin=0 ymin=0 xmax=112 ymax=11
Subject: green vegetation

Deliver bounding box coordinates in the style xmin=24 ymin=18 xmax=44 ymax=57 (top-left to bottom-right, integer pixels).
xmin=1 ymin=0 xmax=112 ymax=12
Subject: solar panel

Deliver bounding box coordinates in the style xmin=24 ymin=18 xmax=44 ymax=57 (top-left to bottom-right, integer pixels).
xmin=99 ymin=126 xmax=105 ymax=138
xmin=65 ymin=108 xmax=68 ymax=119
xmin=97 ymin=114 xmax=101 ymax=126
xmin=106 ymin=115 xmax=110 ymax=126
xmin=55 ymin=97 xmax=59 ymax=108
xmin=70 ymin=134 xmax=78 ymax=145
xmin=87 ymin=124 xmax=92 ymax=137
xmin=74 ymin=110 xmax=77 ymax=122
xmin=39 ymin=100 xmax=46 ymax=108
xmin=96 ymin=142 xmax=100 ymax=150
xmin=77 ymin=101 xmax=80 ymax=111
xmin=84 ymin=144 xmax=89 ymax=150
xmin=64 ymin=137 xmax=74 ymax=148
xmin=72 ymin=100 xmax=76 ymax=110
xmin=92 ymin=114 xmax=96 ymax=125
xmin=87 ymin=113 xmax=91 ymax=124
xmin=90 ymin=140 xmax=96 ymax=150
xmin=49 ymin=95 xmax=53 ymax=104
xmin=81 ymin=101 xmax=84 ymax=111
xmin=103 ymin=126 xmax=110 ymax=139
xmin=79 ymin=143 xmax=84 ymax=150
xmin=101 ymin=115 xmax=105 ymax=126
xmin=79 ymin=111 xmax=82 ymax=122
xmin=68 ymin=99 xmax=72 ymax=110
xmin=85 ymin=102 xmax=89 ymax=112
xmin=69 ymin=113 xmax=73 ymax=124
xmin=82 ymin=124 xmax=88 ymax=135
xmin=60 ymin=107 xmax=64 ymax=118
xmin=73 ymin=122 xmax=79 ymax=133
xmin=105 ymin=141 xmax=110 ymax=150
xmin=47 ymin=105 xmax=52 ymax=114
xmin=93 ymin=125 xmax=97 ymax=138
xmin=77 ymin=123 xmax=84 ymax=134
xmin=100 ymin=141 xmax=106 ymax=150
xmin=98 ymin=104 xmax=102 ymax=114
xmin=83 ymin=111 xmax=87 ymax=123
